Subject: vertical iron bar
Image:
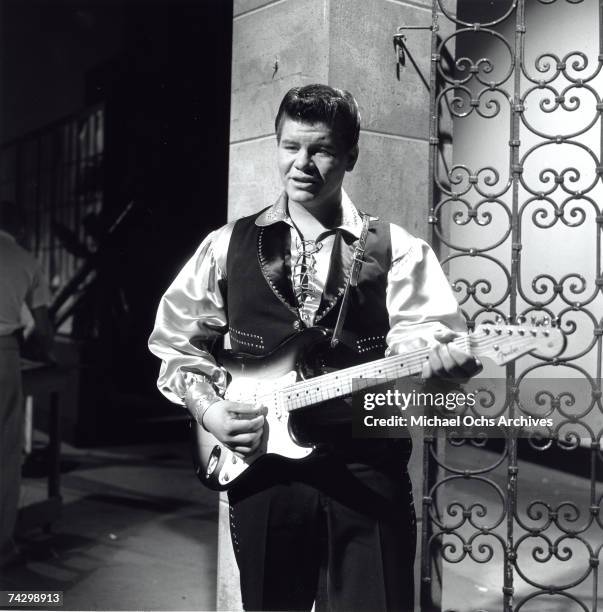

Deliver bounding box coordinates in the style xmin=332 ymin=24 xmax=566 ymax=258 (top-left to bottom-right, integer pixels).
xmin=590 ymin=443 xmax=598 ymax=612
xmin=505 ymin=2 xmax=525 ymax=610
xmin=47 ymin=391 xmax=61 ymax=500
xmin=421 ymin=434 xmax=433 ymax=608
xmin=596 ymin=4 xmax=603 ymax=612
xmin=421 ymin=3 xmax=443 ymax=609
xmin=428 ymin=6 xmax=441 ymax=261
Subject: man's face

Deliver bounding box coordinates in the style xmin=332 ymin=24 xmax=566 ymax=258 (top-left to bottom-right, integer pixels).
xmin=277 ymin=117 xmax=357 ymax=210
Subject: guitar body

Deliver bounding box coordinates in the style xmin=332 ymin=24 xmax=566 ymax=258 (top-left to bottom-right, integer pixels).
xmin=190 ymin=320 xmax=565 ymax=491
xmin=192 ymin=327 xmax=331 ymax=491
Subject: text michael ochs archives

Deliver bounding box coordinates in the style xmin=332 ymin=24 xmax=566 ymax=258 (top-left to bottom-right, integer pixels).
xmin=351 ymin=380 xmax=555 ymax=439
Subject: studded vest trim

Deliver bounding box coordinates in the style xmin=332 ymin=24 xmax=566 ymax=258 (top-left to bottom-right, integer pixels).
xmin=225 ymin=210 xmax=392 ymax=361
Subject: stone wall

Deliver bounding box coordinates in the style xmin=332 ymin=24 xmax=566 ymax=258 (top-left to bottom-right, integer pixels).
xmin=221 ymin=1 xmax=447 ymax=609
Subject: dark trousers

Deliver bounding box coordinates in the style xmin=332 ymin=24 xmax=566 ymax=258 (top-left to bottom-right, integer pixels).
xmin=0 ymin=335 xmax=23 ymax=556
xmin=228 ymin=439 xmax=416 ymax=612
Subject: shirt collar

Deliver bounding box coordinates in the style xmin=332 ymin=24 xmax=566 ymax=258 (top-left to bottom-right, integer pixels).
xmin=0 ymin=229 xmax=16 ymax=242
xmin=255 ymin=190 xmax=366 ymax=240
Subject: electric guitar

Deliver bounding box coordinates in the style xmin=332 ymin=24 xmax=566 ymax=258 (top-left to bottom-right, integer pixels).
xmin=192 ymin=322 xmax=564 ymax=491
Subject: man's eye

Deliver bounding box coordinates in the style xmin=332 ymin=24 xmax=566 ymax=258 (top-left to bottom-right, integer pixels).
xmin=283 ymin=144 xmax=298 ymax=151
xmin=316 ymin=149 xmax=334 ymax=156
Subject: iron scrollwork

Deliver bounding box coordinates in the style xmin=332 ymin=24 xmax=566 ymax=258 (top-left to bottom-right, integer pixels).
xmin=411 ymin=0 xmax=603 ymax=610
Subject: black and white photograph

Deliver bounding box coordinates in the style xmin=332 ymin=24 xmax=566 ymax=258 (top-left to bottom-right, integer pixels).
xmin=0 ymin=0 xmax=602 ymax=610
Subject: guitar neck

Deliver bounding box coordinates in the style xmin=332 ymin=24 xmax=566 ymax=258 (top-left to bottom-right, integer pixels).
xmin=276 ymin=334 xmax=471 ymax=413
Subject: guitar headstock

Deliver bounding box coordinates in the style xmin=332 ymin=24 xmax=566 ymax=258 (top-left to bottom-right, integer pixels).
xmin=470 ymin=319 xmax=565 ymax=365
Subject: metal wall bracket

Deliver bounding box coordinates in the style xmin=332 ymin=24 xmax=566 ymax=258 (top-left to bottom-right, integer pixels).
xmin=393 ymin=25 xmax=433 ymax=91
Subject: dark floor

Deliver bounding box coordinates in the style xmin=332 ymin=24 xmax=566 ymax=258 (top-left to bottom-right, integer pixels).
xmin=1 ymin=438 xmax=218 ymax=611
xmin=1 ymin=438 xmax=600 ymax=612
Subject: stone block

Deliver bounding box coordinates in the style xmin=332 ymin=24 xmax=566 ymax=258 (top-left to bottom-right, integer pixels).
xmin=344 ymin=131 xmax=430 ymax=238
xmin=234 ymin=0 xmax=456 ymax=20
xmin=390 ymin=0 xmax=457 ymax=15
xmin=329 ymin=0 xmax=432 ymax=140
xmin=228 ymin=136 xmax=281 ymax=220
xmin=231 ymin=0 xmax=329 ymax=143
xmin=234 ymin=0 xmax=281 ymax=18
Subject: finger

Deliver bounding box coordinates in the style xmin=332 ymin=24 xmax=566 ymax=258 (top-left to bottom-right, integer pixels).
xmin=230 ymin=438 xmax=261 ymax=455
xmin=227 ymin=444 xmax=256 ymax=458
xmin=427 ymin=345 xmax=445 ymax=377
xmin=227 ymin=414 xmax=265 ymax=434
xmin=227 ymin=431 xmax=261 ymax=446
xmin=433 ymin=328 xmax=459 ymax=344
xmin=422 ymin=358 xmax=432 ymax=379
xmin=228 ymin=408 xmax=265 ymax=423
xmin=227 ymin=402 xmax=265 ymax=417
xmin=447 ymin=344 xmax=483 ymax=376
xmin=248 ymin=435 xmax=263 ymax=454
xmin=232 ymin=443 xmax=263 ymax=457
xmin=429 ymin=344 xmax=469 ymax=380
xmin=436 ymin=344 xmax=458 ymax=373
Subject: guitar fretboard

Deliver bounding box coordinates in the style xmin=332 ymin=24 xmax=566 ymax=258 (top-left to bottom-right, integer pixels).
xmin=244 ymin=322 xmax=558 ymax=414
xmin=273 ymin=335 xmax=472 ymax=412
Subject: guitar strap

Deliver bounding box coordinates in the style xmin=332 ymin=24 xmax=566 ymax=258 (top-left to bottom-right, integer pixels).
xmin=330 ymin=213 xmax=372 ymax=348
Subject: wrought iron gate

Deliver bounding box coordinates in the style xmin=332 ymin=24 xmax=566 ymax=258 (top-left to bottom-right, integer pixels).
xmin=405 ymin=0 xmax=603 ymax=609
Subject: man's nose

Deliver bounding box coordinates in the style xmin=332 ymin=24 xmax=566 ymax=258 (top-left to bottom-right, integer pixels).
xmin=293 ymin=149 xmax=313 ymax=171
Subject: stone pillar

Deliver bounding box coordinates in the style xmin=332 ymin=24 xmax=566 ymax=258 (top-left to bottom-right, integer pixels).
xmin=220 ymin=1 xmax=444 ymax=609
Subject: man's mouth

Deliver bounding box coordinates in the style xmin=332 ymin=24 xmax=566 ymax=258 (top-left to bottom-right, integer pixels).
xmin=290 ymin=176 xmax=318 ymax=185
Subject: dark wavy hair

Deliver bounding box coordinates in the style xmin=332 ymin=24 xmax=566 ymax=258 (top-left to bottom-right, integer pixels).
xmin=274 ymin=84 xmax=361 ymax=151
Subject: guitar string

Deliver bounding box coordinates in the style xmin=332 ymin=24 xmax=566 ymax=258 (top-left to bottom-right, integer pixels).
xmin=275 ymin=332 xmax=531 ymax=397
xmin=261 ymin=333 xmax=543 ymax=407
xmin=251 ymin=331 xmax=551 ymax=408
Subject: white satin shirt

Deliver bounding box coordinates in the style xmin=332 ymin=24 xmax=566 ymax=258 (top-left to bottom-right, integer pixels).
xmin=0 ymin=230 xmax=51 ymax=337
xmin=148 ymin=193 xmax=466 ymax=406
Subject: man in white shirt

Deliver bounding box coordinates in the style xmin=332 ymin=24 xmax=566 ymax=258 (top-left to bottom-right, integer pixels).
xmin=0 ymin=201 xmax=53 ymax=566
xmin=149 ymin=85 xmax=480 ymax=610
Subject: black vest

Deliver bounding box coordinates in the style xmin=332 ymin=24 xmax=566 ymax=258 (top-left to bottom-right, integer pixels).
xmin=225 ymin=210 xmax=392 ymax=365
xmin=224 ymin=210 xmax=414 ymax=447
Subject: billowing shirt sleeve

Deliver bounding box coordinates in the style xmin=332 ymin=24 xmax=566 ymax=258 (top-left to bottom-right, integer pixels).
xmin=386 ymin=223 xmax=466 ymax=354
xmin=25 ymin=261 xmax=51 ymax=310
xmin=148 ymin=224 xmax=233 ymax=405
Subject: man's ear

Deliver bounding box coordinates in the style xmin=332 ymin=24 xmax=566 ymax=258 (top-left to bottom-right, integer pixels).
xmin=346 ymin=144 xmax=359 ymax=172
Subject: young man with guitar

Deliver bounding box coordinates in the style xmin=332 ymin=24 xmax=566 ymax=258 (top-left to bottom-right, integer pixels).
xmin=149 ymin=85 xmax=482 ymax=611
